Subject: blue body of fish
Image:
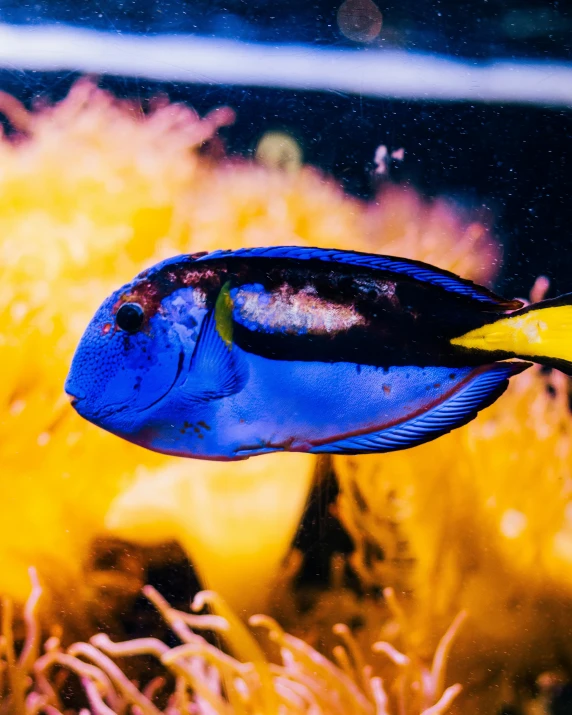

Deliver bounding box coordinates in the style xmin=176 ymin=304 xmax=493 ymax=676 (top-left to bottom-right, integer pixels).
xmin=66 ymin=246 xmax=545 ymax=459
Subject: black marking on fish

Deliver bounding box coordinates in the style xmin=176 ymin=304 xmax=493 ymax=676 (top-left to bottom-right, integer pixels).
xmin=114 ymin=252 xmax=521 ymax=369
xmin=140 ymin=350 xmax=185 ymax=412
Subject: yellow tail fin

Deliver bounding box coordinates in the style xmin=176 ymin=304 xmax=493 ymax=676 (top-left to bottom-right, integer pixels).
xmin=451 ymin=294 xmax=572 ymax=373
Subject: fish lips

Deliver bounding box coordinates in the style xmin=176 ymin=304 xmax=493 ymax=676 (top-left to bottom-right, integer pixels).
xmin=65 ymin=387 xmax=86 ymax=412
xmin=64 ymin=386 xmax=135 ymax=424
xmin=64 ymin=378 xmax=104 ymax=418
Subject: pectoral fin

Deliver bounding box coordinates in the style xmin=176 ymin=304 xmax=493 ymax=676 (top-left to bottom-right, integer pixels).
xmin=184 ymin=284 xmax=248 ymax=401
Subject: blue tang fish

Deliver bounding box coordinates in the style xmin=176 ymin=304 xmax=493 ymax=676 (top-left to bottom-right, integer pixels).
xmin=66 ymin=246 xmax=572 ymax=460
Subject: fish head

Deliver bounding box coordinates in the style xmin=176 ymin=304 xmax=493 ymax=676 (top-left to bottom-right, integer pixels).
xmin=65 ymin=270 xmax=207 ymax=440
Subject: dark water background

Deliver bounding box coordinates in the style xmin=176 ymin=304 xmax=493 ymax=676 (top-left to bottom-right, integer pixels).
xmin=2 ymin=72 xmax=570 ymax=302
xmin=0 ymin=0 xmax=569 ymax=300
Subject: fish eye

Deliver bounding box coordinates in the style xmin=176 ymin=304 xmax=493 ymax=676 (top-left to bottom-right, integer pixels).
xmin=116 ymin=302 xmax=145 ymax=334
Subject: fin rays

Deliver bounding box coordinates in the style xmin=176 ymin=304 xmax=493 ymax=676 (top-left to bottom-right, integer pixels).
xmin=310 ymin=362 xmax=530 ymax=454
xmin=197 ymin=246 xmax=521 ymax=308
xmin=185 ymin=306 xmax=248 ymax=402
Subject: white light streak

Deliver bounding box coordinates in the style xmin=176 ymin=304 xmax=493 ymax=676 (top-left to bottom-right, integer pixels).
xmin=0 ymin=23 xmax=570 ymax=107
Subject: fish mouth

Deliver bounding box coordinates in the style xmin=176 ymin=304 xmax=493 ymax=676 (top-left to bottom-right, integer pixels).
xmin=64 ymin=341 xmax=186 ymax=424
xmin=68 ymin=349 xmax=185 ymax=420
xmin=65 ymin=390 xmax=85 ymax=409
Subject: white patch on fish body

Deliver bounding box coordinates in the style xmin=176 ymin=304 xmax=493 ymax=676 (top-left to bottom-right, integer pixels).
xmin=233 ymin=283 xmax=366 ymax=336
xmin=162 ymin=288 xmax=208 ymax=343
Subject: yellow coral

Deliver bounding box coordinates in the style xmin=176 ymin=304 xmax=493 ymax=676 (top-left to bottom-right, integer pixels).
xmin=363 ymin=185 xmax=501 ymax=286
xmin=6 ymin=78 xmax=555 ymax=713
xmin=0 ymin=79 xmax=498 ymax=623
xmin=105 ymin=454 xmax=315 ymax=614
xmin=335 ymin=362 xmax=572 ymax=711
xmin=0 ymin=81 xmax=362 ymax=615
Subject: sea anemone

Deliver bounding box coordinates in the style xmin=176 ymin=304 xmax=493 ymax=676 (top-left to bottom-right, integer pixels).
xmin=3 ymin=570 xmax=464 ymax=715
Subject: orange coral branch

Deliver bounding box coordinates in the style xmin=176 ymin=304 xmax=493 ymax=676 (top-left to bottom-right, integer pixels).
xmin=1 ymin=597 xmax=25 ymax=715
xmin=429 ymin=611 xmax=467 ymax=702
xmin=421 ymin=684 xmax=463 ymax=715
xmin=68 ymin=642 xmax=161 ymax=715
xmin=0 ymin=573 xmax=467 ymax=714
xmin=19 ymin=568 xmax=42 ymax=673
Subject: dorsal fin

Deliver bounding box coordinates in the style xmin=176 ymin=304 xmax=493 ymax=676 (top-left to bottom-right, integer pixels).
xmin=196 ymin=246 xmax=521 ymax=309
